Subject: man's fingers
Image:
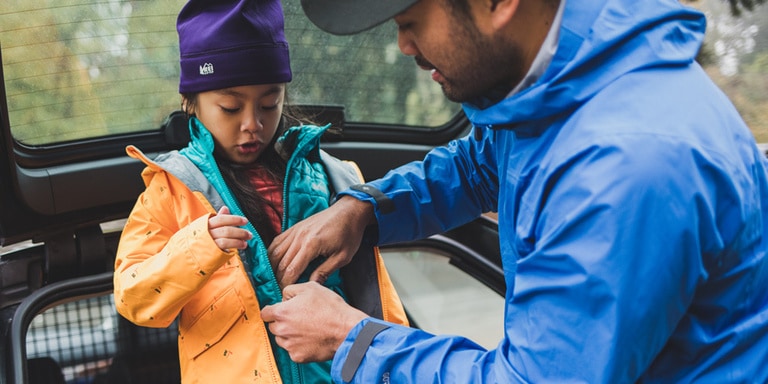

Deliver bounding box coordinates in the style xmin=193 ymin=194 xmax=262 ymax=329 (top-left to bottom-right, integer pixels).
xmin=271 ymin=334 xmax=311 ymax=363
xmin=260 ymin=283 xmax=311 ymax=323
xmin=268 ymin=231 xmax=291 ymax=278
xmin=268 ymin=228 xmax=289 ymax=253
xmin=260 ymin=282 xmax=357 ymax=363
xmin=276 ymin=241 xmax=312 ymax=287
xmin=281 ymin=281 xmax=316 ymax=300
xmin=279 ymin=259 xmax=308 ymax=288
xmin=260 ymin=303 xmax=277 ymax=323
xmin=281 ymin=284 xmax=298 ymax=300
xmin=309 ymin=255 xmax=348 ymax=285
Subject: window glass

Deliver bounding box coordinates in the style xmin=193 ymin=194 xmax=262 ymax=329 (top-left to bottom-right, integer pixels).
xmin=7 ymin=1 xmax=763 ymax=146
xmin=0 ymin=0 xmax=458 ymax=146
xmin=1 ymin=1 xmax=182 ymax=145
xmin=282 ymin=1 xmax=457 ymax=128
xmin=381 ymin=248 xmax=505 ymax=350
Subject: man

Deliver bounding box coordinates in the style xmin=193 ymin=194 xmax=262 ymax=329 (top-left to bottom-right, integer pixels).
xmin=261 ymin=0 xmax=768 ymax=382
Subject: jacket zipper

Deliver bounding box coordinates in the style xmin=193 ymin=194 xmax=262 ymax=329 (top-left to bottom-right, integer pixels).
xmin=281 ymin=142 xmax=303 ymax=384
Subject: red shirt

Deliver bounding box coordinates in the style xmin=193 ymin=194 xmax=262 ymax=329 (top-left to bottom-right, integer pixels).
xmin=247 ymin=166 xmax=283 ymax=235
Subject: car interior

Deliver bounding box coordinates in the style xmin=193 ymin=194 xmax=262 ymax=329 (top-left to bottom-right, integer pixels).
xmin=2 ymin=0 xmax=766 ymax=383
xmin=0 ymin=101 xmax=505 ymax=384
xmin=0 ymin=2 xmax=510 ymax=383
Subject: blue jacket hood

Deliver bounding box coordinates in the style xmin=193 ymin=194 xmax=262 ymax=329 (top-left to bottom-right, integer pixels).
xmin=463 ymin=0 xmax=706 ymax=127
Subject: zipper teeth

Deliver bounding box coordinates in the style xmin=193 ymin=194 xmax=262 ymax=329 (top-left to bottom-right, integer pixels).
xmin=281 ymin=165 xmax=289 ymax=232
xmin=188 ymin=118 xmax=302 ymax=381
xmin=281 ymin=147 xmax=303 ymax=383
xmin=214 ymin=167 xmax=283 ymax=295
xmin=218 ymin=166 xmax=303 ymax=382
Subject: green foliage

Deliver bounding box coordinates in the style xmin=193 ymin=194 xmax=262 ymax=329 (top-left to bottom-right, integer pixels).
xmin=1 ymin=1 xmax=183 ymax=145
xmin=3 ymin=0 xmax=764 ymax=144
xmin=282 ymin=1 xmax=454 ymax=127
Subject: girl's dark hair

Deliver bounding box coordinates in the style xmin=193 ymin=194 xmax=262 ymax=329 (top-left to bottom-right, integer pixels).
xmin=180 ymin=88 xmax=311 ymax=246
xmin=218 ymin=142 xmax=285 ymax=246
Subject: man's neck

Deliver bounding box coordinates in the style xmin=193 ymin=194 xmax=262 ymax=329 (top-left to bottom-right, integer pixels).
xmin=508 ymin=0 xmax=564 ymax=96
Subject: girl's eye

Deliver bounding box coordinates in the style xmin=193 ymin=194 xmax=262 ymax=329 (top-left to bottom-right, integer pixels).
xmin=262 ymin=104 xmax=279 ymax=111
xmin=221 ymin=106 xmax=240 ymax=114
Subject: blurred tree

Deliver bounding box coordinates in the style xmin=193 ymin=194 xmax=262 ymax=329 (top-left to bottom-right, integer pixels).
xmin=283 ymin=1 xmax=453 ymax=128
xmin=726 ymin=0 xmax=766 ymax=16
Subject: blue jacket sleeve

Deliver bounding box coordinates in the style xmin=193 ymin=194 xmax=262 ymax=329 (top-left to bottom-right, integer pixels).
xmin=331 ymin=318 xmax=511 ymax=383
xmin=332 ymin=129 xmax=766 ymax=382
xmin=341 ymin=128 xmax=499 ymax=245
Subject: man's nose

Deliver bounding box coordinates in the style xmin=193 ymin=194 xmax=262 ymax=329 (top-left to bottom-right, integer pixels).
xmin=397 ymin=30 xmax=418 ymax=56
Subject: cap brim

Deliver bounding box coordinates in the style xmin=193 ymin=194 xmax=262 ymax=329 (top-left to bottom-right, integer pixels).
xmin=300 ymin=0 xmax=418 ymax=35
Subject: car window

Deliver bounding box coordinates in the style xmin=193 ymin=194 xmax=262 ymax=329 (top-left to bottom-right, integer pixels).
xmin=381 ymin=248 xmax=505 ymax=350
xmin=1 ymin=2 xmax=182 ymax=145
xmin=0 ymin=1 xmax=459 ymax=146
xmin=3 ymin=1 xmax=765 ymax=147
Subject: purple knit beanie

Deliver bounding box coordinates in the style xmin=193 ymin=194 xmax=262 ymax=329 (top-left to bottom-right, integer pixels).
xmin=177 ymin=0 xmax=292 ymax=93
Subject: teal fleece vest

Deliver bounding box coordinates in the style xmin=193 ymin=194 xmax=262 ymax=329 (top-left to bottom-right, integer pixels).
xmin=173 ymin=117 xmax=343 ymax=383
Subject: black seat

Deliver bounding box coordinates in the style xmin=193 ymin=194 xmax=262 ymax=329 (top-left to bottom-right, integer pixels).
xmin=27 ymin=357 xmax=65 ymax=384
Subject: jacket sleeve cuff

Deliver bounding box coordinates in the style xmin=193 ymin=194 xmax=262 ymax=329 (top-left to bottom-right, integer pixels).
xmin=339 ymin=184 xmax=395 ymax=214
xmin=332 ymin=318 xmax=390 ymax=383
xmin=184 ymin=213 xmax=234 ymax=273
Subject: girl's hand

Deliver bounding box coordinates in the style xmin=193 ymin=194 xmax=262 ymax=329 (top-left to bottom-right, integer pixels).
xmin=208 ymin=206 xmax=252 ymax=251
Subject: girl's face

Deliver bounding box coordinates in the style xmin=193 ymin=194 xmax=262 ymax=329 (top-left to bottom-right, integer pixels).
xmin=190 ymin=83 xmax=285 ymax=164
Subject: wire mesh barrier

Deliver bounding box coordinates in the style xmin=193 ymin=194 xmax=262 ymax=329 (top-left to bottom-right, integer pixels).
xmin=26 ymin=295 xmax=180 ymax=384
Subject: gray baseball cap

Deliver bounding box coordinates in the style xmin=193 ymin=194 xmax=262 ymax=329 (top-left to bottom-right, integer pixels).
xmin=300 ymin=0 xmax=418 ymax=35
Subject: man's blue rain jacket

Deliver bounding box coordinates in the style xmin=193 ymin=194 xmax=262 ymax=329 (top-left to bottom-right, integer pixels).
xmin=333 ymin=0 xmax=768 ymax=382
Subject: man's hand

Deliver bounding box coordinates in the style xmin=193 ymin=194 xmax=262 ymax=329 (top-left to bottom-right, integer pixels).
xmin=268 ymin=196 xmax=375 ymax=288
xmin=208 ymin=206 xmax=251 ymax=251
xmin=261 ymin=282 xmax=368 ymax=363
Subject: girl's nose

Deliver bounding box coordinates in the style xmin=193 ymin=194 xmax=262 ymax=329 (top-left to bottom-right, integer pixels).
xmin=242 ymin=112 xmax=263 ymax=133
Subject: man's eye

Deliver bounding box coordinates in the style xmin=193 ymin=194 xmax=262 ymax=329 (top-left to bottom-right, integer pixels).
xmin=397 ymin=21 xmax=414 ymax=32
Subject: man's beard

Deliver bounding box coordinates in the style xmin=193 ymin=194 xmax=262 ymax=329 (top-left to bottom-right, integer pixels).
xmin=429 ymin=22 xmax=527 ymax=103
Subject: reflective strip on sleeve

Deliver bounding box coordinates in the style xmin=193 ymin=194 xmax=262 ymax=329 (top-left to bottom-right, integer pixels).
xmin=341 ymin=321 xmax=390 ymax=382
xmin=349 ymin=184 xmax=395 ymax=214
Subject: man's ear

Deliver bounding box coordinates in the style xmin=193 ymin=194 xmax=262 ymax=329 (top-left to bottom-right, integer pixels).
xmin=488 ymin=0 xmax=519 ymax=31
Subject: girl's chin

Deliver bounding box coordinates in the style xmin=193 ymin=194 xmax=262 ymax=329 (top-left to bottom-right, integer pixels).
xmin=228 ymin=152 xmax=260 ymax=165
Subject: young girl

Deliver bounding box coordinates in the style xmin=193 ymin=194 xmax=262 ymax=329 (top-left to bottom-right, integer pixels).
xmin=113 ymin=1 xmax=407 ymax=383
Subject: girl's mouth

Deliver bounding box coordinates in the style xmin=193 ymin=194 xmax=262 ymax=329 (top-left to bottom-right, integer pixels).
xmin=238 ymin=142 xmax=261 ymax=154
